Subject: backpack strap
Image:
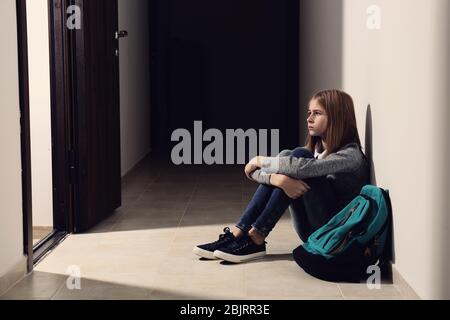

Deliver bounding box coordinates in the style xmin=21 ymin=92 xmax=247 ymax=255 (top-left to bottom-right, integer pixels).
xmin=379 ymin=188 xmax=394 ymax=263
xmin=350 ymin=194 xmax=374 ymax=237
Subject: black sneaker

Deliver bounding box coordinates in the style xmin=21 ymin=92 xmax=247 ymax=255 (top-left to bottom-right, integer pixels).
xmin=193 ymin=227 xmax=236 ymax=259
xmin=213 ymin=234 xmax=266 ymax=263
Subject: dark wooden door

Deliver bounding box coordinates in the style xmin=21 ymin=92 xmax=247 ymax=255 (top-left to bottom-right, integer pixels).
xmin=72 ymin=0 xmax=121 ymax=232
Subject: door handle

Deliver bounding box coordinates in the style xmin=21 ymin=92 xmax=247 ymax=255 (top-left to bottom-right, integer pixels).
xmin=115 ymin=30 xmax=128 ymax=39
xmin=115 ymin=30 xmax=128 ymax=57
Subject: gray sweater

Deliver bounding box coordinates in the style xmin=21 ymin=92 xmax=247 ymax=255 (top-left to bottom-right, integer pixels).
xmin=251 ymin=143 xmax=371 ymax=209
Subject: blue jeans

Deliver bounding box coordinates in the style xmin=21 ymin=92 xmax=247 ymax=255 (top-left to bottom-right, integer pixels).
xmin=236 ymin=147 xmax=340 ymax=242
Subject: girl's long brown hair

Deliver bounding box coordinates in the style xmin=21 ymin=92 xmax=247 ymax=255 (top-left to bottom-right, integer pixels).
xmin=305 ymin=89 xmax=362 ymax=157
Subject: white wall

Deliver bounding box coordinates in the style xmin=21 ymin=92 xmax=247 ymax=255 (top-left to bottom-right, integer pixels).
xmin=26 ymin=0 xmax=53 ymax=227
xmin=300 ymin=0 xmax=450 ymax=299
xmin=118 ymin=0 xmax=151 ymax=176
xmin=0 ymin=0 xmax=26 ymax=278
xmin=299 ymin=0 xmax=343 ymax=144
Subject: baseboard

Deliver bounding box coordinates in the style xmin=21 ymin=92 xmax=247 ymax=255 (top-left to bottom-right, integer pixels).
xmin=392 ymin=265 xmax=421 ymax=300
xmin=0 ymin=257 xmax=28 ymax=297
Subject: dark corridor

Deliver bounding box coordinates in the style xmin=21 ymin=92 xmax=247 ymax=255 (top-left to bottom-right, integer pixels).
xmin=150 ymin=0 xmax=300 ymax=155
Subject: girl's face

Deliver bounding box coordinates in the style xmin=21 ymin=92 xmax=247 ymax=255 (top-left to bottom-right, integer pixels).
xmin=307 ymin=99 xmax=328 ymax=138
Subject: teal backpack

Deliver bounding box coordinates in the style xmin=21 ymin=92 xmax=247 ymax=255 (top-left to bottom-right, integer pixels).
xmin=293 ymin=185 xmax=393 ymax=283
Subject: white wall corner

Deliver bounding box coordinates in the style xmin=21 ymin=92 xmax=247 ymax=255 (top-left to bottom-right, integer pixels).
xmin=0 ymin=257 xmax=28 ymax=297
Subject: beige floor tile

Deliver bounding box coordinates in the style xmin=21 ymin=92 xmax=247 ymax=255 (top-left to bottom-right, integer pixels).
xmin=392 ymin=268 xmax=421 ymax=299
xmin=149 ymin=274 xmax=246 ymax=300
xmin=0 ymin=272 xmax=66 ymax=300
xmin=173 ymin=225 xmax=234 ymax=243
xmin=179 ymin=217 xmax=239 ymax=229
xmin=243 ymin=261 xmax=343 ymax=299
xmin=120 ymin=204 xmax=185 ymax=217
xmin=46 ymin=229 xmax=174 ymax=251
xmin=122 ymin=174 xmax=156 ymax=184
xmin=195 ymin=184 xmax=241 ymax=190
xmin=170 ymin=241 xmax=204 ymax=257
xmin=1 ymin=161 xmax=419 ymax=301
xmin=51 ymin=278 xmax=152 ymax=300
xmin=193 ymin=188 xmax=242 ymax=198
xmin=186 ymin=201 xmax=244 ymax=212
xmin=64 ymin=270 xmax=159 ymax=291
xmin=145 ymin=183 xmax=197 ymax=191
xmin=87 ymin=212 xmax=125 ymax=233
xmin=137 ymin=193 xmax=192 ymax=202
xmin=121 ymin=181 xmax=151 ymax=196
xmin=154 ymin=176 xmax=200 ymax=184
xmin=157 ymin=254 xmax=246 ymax=278
xmin=34 ymin=253 xmax=166 ymax=283
xmin=133 ymin=199 xmax=190 ymax=210
xmin=120 ymin=210 xmax=184 ymax=222
xmin=34 ymin=229 xmax=176 ymax=277
xmin=121 ymin=194 xmax=141 ymax=206
xmin=181 ymin=203 xmax=243 ymax=227
xmin=339 ymin=283 xmax=403 ymax=300
xmin=191 ymin=194 xmax=243 ymax=203
xmin=112 ymin=217 xmax=180 ymax=232
xmin=139 ymin=187 xmax=194 ymax=196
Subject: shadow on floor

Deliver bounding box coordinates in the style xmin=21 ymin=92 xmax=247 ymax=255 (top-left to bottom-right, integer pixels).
xmin=0 ymin=271 xmax=232 ymax=300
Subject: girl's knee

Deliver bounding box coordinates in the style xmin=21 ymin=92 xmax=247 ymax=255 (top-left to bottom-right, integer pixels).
xmin=291 ymin=147 xmax=313 ymax=159
xmin=277 ymin=149 xmax=292 ymax=157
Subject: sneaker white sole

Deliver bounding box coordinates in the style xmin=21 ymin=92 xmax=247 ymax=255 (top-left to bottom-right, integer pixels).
xmin=193 ymin=247 xmax=218 ymax=260
xmin=213 ymin=250 xmax=266 ymax=263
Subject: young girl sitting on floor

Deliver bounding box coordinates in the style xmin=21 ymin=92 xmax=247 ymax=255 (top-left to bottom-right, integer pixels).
xmin=194 ymin=89 xmax=370 ymax=263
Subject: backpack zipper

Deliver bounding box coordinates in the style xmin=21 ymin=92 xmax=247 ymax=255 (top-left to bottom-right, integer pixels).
xmin=327 ymin=196 xmax=373 ymax=255
xmin=315 ymin=202 xmax=361 ymax=241
xmin=330 ymin=232 xmax=352 ymax=255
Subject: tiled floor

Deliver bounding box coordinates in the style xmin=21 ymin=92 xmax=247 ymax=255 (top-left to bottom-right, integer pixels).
xmin=1 ymin=156 xmax=419 ymax=300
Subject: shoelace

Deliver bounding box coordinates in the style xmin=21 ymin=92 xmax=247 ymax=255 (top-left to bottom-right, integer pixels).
xmin=229 ymin=236 xmax=251 ymax=251
xmin=234 ymin=242 xmax=255 ymax=253
xmin=215 ymin=227 xmax=232 ymax=243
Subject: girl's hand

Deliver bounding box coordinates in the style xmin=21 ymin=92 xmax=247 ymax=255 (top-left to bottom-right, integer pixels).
xmin=272 ymin=174 xmax=311 ymax=199
xmin=244 ymin=156 xmax=264 ymax=180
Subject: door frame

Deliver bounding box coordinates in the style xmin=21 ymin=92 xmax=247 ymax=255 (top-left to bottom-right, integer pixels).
xmin=16 ymin=0 xmax=74 ymax=271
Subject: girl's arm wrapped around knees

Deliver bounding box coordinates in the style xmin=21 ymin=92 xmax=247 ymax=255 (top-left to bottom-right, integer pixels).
xmin=245 ymin=149 xmax=292 ymax=184
xmin=259 ymin=143 xmax=364 ymax=180
xmin=250 ymin=169 xmax=272 ymax=185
